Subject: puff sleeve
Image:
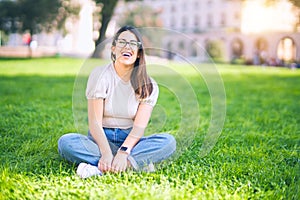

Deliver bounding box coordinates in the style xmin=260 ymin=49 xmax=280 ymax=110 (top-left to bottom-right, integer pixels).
xmin=85 ymin=66 xmax=108 ymax=99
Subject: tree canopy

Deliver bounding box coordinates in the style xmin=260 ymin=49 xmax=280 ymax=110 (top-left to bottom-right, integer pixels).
xmin=92 ymin=0 xmax=137 ymax=57
xmin=0 ymin=0 xmax=79 ymax=35
xmin=93 ymin=0 xmax=118 ymax=47
xmin=285 ymin=0 xmax=300 ymax=8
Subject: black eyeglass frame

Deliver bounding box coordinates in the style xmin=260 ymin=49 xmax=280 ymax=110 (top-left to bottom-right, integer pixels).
xmin=115 ymin=39 xmax=142 ymax=49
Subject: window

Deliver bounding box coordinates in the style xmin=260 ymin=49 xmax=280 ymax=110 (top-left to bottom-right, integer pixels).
xmin=194 ymin=1 xmax=199 ymax=8
xmin=207 ymin=13 xmax=212 ymax=28
xmin=220 ymin=13 xmax=226 ymax=27
xmin=171 ymin=5 xmax=176 ymax=12
xmin=179 ymin=41 xmax=185 ymax=50
xmin=207 ymin=0 xmax=212 ymax=6
xmin=194 ymin=15 xmax=199 ymax=27
xmin=277 ymin=37 xmax=295 ymax=61
xmin=191 ymin=41 xmax=198 ymax=57
xmin=171 ymin=17 xmax=175 ymax=28
xmin=182 ymin=2 xmax=187 ymax=10
xmin=182 ymin=16 xmax=187 ymax=28
xmin=234 ymin=12 xmax=240 ymax=21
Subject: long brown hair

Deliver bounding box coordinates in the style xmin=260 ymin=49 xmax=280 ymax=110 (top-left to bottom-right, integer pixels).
xmin=111 ymin=25 xmax=153 ymax=99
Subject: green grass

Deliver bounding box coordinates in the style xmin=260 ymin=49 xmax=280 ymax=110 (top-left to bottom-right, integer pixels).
xmin=0 ymin=58 xmax=299 ymax=199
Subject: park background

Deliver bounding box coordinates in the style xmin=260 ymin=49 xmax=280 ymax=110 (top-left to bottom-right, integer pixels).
xmin=0 ymin=0 xmax=299 ymax=199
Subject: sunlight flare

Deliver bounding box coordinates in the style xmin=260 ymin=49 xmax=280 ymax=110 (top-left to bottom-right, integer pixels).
xmin=241 ymin=0 xmax=297 ymax=34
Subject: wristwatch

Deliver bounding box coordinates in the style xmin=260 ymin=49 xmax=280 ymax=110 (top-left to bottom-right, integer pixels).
xmin=118 ymin=146 xmax=131 ymax=155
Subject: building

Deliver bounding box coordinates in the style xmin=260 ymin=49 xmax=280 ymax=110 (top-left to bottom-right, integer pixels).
xmin=124 ymin=0 xmax=300 ymax=64
xmin=2 ymin=0 xmax=299 ymax=63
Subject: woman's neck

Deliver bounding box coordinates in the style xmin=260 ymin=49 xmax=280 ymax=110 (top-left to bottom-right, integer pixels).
xmin=114 ymin=61 xmax=133 ymax=82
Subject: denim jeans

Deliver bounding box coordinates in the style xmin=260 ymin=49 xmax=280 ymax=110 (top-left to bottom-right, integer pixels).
xmin=58 ymin=128 xmax=176 ymax=170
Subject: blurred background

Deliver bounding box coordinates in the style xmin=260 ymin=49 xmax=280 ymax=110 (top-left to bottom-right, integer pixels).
xmin=0 ymin=0 xmax=299 ymax=67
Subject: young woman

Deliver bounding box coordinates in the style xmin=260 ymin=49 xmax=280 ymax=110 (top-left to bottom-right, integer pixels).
xmin=58 ymin=25 xmax=176 ymax=178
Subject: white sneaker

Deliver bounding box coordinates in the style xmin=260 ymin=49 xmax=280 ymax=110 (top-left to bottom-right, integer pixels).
xmin=76 ymin=163 xmax=102 ymax=179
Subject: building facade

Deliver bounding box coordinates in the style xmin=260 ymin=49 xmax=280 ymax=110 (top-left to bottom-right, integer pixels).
xmin=138 ymin=0 xmax=300 ymax=64
xmin=3 ymin=0 xmax=299 ymax=63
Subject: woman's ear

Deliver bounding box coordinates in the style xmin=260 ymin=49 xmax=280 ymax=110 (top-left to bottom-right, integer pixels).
xmin=111 ymin=46 xmax=116 ymax=54
xmin=111 ymin=46 xmax=116 ymax=61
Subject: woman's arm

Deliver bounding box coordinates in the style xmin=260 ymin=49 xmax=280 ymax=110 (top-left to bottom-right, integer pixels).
xmin=111 ymin=103 xmax=153 ymax=172
xmin=88 ymin=99 xmax=113 ymax=172
xmin=123 ymin=103 xmax=153 ymax=148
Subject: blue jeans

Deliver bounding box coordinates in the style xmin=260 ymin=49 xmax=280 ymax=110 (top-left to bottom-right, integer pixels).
xmin=58 ymin=128 xmax=176 ymax=170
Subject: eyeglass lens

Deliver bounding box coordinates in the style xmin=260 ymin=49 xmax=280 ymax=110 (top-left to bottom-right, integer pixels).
xmin=116 ymin=39 xmax=140 ymax=49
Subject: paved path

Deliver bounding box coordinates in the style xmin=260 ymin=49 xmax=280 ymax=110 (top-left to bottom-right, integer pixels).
xmin=0 ymin=46 xmax=57 ymax=58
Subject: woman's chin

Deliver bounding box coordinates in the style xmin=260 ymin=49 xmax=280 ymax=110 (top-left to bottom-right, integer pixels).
xmin=118 ymin=58 xmax=136 ymax=66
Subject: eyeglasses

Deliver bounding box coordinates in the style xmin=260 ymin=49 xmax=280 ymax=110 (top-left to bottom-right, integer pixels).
xmin=115 ymin=39 xmax=141 ymax=49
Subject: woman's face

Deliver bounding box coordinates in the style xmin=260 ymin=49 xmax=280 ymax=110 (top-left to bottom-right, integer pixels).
xmin=112 ymin=31 xmax=140 ymax=67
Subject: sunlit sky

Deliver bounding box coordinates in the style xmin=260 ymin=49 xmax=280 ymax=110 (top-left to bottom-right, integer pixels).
xmin=241 ymin=0 xmax=297 ymax=33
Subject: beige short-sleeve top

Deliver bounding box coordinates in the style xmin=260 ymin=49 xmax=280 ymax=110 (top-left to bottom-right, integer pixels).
xmin=86 ymin=64 xmax=159 ymax=129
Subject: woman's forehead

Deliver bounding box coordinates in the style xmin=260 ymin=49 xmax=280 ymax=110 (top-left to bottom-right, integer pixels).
xmin=118 ymin=31 xmax=138 ymax=41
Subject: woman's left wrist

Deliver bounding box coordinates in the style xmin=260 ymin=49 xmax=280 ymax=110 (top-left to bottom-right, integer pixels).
xmin=118 ymin=146 xmax=131 ymax=155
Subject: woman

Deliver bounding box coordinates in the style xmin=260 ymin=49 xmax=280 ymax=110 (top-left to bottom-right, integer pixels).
xmin=58 ymin=25 xmax=176 ymax=178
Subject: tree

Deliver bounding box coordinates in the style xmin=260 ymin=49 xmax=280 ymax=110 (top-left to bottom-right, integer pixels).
xmin=283 ymin=0 xmax=300 ymax=7
xmin=288 ymin=0 xmax=300 ymax=31
xmin=206 ymin=40 xmax=225 ymax=63
xmin=0 ymin=0 xmax=79 ymax=36
xmin=118 ymin=4 xmax=163 ymax=56
xmin=264 ymin=0 xmax=300 ymax=31
xmin=0 ymin=0 xmax=20 ymax=34
xmin=0 ymin=0 xmax=79 ymax=57
xmin=92 ymin=0 xmax=140 ymax=57
xmin=238 ymin=0 xmax=300 ymax=8
xmin=94 ymin=0 xmax=118 ymax=47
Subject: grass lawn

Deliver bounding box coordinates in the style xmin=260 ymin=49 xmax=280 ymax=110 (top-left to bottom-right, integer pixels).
xmin=0 ymin=58 xmax=299 ymax=199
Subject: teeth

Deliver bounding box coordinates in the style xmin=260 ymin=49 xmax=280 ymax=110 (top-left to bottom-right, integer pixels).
xmin=122 ymin=52 xmax=131 ymax=57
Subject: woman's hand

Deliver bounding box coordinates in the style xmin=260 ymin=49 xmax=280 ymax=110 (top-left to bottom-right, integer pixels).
xmin=98 ymin=153 xmax=114 ymax=172
xmin=111 ymin=151 xmax=129 ymax=172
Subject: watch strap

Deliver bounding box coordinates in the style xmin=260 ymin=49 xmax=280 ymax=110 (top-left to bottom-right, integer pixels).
xmin=118 ymin=146 xmax=131 ymax=155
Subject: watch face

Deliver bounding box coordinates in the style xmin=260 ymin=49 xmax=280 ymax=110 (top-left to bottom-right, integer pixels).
xmin=120 ymin=146 xmax=128 ymax=151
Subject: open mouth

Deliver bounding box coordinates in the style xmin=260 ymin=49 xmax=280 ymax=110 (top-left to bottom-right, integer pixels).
xmin=122 ymin=52 xmax=132 ymax=58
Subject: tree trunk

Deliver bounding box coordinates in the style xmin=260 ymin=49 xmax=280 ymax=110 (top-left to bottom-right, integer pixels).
xmin=92 ymin=14 xmax=110 ymax=58
xmin=92 ymin=0 xmax=118 ymax=58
